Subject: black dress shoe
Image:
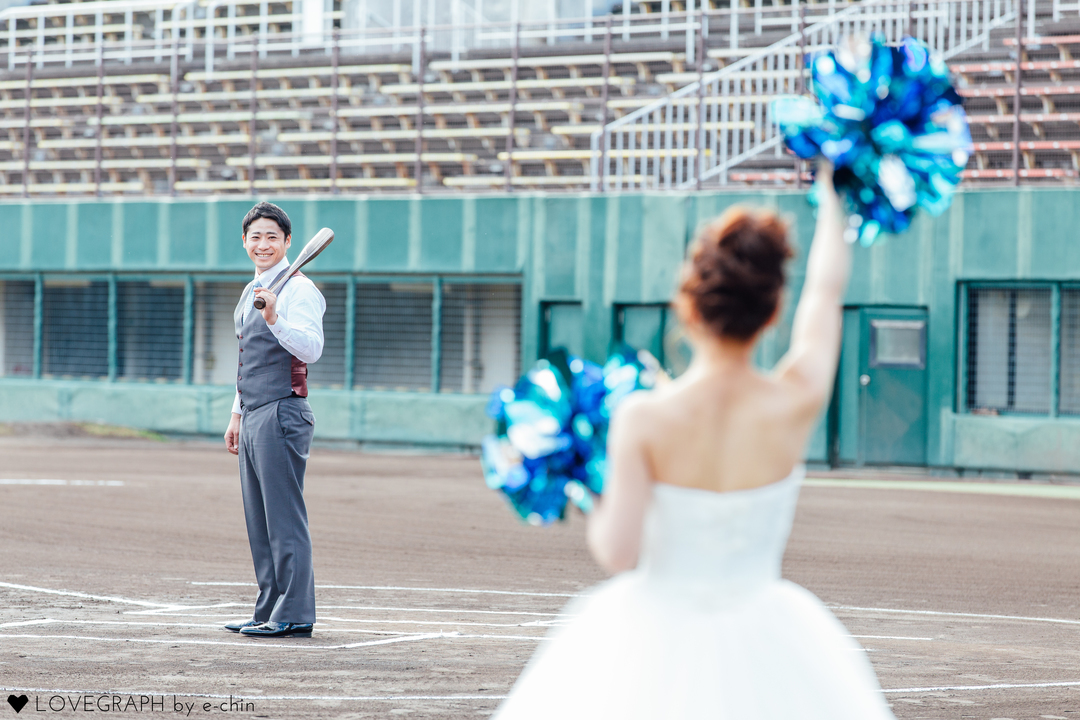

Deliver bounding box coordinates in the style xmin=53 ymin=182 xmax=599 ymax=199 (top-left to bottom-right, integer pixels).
xmin=224 ymin=619 xmax=264 ymax=633
xmin=239 ymin=621 xmax=313 ymax=638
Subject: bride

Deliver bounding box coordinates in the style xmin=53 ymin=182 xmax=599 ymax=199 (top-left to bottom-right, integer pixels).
xmin=493 ymin=165 xmax=896 ymax=719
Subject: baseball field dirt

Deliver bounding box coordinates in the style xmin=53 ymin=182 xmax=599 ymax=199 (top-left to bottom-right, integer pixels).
xmin=2 ymin=434 xmax=1080 ymax=719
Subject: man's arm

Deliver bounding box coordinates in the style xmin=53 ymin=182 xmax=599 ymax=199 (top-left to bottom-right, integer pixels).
xmin=253 ymin=280 xmax=326 ymax=363
xmin=224 ymin=322 xmax=244 ymax=454
xmin=224 ymin=412 xmax=241 ymax=455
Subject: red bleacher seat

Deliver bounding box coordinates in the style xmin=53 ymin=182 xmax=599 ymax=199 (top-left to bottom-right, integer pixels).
xmin=958 ymin=85 xmax=1080 ymax=98
xmin=727 ymin=171 xmax=811 ymax=183
xmin=966 ymin=112 xmax=1080 ymax=124
xmin=1002 ymin=34 xmax=1080 ymax=46
xmin=973 ymin=140 xmax=1080 ymax=150
xmin=961 ymin=168 xmax=1078 ymax=178
xmin=951 ymin=60 xmax=1080 ymax=73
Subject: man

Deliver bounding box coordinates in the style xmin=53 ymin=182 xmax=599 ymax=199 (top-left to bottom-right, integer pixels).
xmin=223 ymin=201 xmax=325 ymax=638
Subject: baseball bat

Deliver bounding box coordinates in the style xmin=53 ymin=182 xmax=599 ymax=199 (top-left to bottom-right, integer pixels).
xmin=252 ymin=227 xmax=334 ymax=310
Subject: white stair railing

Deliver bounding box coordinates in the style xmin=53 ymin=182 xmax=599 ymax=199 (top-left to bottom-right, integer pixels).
xmin=591 ymin=0 xmax=1026 ymax=192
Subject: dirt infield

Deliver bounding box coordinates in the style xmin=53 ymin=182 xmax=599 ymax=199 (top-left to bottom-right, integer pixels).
xmin=2 ymin=435 xmax=1080 ymax=719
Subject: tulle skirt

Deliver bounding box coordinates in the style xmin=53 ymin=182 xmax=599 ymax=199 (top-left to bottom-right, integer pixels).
xmin=494 ymin=572 xmax=896 ymax=720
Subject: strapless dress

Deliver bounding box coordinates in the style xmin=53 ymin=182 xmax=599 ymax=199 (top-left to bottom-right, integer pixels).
xmin=494 ymin=466 xmax=896 ymax=719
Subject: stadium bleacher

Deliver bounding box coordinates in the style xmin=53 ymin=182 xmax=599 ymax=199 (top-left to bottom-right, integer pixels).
xmin=0 ymin=0 xmax=1072 ymax=195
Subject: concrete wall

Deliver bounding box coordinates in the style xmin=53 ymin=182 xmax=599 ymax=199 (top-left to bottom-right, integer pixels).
xmin=1 ymin=188 xmax=1079 ymax=468
xmin=0 ymin=379 xmax=490 ymax=448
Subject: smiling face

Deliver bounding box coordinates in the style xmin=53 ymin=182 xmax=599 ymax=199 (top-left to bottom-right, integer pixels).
xmin=243 ymin=217 xmax=291 ymax=274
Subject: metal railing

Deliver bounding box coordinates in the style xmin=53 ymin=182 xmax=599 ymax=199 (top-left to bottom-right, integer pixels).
xmin=591 ymin=0 xmax=1026 ymax=191
xmin=0 ymin=0 xmax=874 ymax=74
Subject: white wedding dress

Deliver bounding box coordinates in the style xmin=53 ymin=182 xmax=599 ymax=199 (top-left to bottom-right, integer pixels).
xmin=494 ymin=466 xmax=896 ymax=719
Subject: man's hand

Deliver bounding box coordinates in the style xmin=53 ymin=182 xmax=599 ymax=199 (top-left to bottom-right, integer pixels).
xmin=224 ymin=413 xmax=242 ymax=455
xmin=253 ymin=287 xmax=279 ymax=326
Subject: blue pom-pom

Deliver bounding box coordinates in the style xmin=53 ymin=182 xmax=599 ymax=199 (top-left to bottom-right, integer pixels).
xmin=773 ymin=34 xmax=972 ymax=245
xmin=481 ymin=346 xmax=660 ymax=525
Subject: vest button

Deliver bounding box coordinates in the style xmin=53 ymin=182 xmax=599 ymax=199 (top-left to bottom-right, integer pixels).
xmin=239 ymin=335 xmax=243 ymax=339
xmin=238 ymin=362 xmax=243 ymax=367
xmin=238 ymin=375 xmax=242 ymax=380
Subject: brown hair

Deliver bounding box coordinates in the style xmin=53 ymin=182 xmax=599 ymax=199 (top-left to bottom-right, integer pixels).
xmin=676 ymin=207 xmax=793 ymax=341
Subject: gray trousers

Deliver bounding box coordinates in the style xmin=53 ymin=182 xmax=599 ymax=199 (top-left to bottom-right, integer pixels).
xmin=239 ymin=396 xmax=316 ymax=624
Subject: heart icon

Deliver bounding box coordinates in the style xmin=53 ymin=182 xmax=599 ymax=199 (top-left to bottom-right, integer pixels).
xmin=6 ymin=695 xmax=28 ymax=714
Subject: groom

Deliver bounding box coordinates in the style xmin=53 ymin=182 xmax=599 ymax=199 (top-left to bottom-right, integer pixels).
xmin=222 ymin=201 xmax=326 ymax=638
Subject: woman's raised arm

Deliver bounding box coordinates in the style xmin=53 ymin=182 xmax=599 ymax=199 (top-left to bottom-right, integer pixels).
xmin=775 ymin=162 xmax=851 ymax=410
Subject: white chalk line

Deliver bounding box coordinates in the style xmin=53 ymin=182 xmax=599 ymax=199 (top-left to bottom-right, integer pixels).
xmin=0 ymin=581 xmax=173 ymax=609
xmin=300 ymin=616 xmax=551 ymax=629
xmin=0 ymin=617 xmax=551 ymax=636
xmin=0 ymin=619 xmax=435 ymax=638
xmin=0 ymin=478 xmax=124 ymax=486
xmin=0 ymin=619 xmax=221 ymax=630
xmin=191 ymin=581 xmax=580 ymax=598
xmin=132 ymin=613 xmax=548 ymax=630
xmin=832 ymin=604 xmax=1080 ymax=627
xmin=128 ymin=605 xmax=568 ymax=619
xmin=311 ymin=604 xmax=568 ymax=618
xmin=0 ymin=619 xmax=416 ymax=636
xmin=0 ymin=630 xmax=544 ymax=648
xmin=1 ymin=581 xmax=579 ymax=618
xmin=127 ymin=603 xmax=249 ymax=615
xmin=851 ymin=635 xmax=934 ymax=641
xmin=884 ymin=680 xmax=1080 ymax=693
xmin=0 ymin=687 xmax=508 ymax=702
xmin=0 ymin=631 xmax=459 ymax=650
xmin=1 ymin=583 xmax=556 ymax=621
xmin=0 ymin=582 xmax=567 ymax=632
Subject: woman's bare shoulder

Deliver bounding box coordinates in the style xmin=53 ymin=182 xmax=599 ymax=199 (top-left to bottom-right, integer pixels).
xmin=612 ymin=388 xmax=654 ymax=424
xmin=612 ymin=386 xmax=676 ymax=438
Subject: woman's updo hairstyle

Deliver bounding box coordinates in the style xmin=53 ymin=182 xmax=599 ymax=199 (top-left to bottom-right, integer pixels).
xmin=676 ymin=207 xmax=793 ymax=341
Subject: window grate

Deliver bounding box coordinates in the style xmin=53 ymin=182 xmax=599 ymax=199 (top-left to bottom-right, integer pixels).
xmin=308 ymin=281 xmax=347 ymax=389
xmin=41 ymin=280 xmax=109 ymax=380
xmin=354 ymin=282 xmax=434 ymax=392
xmin=966 ymin=287 xmax=1052 ymax=415
xmin=117 ymin=281 xmax=185 ymax=382
xmin=0 ymin=280 xmax=35 ymax=377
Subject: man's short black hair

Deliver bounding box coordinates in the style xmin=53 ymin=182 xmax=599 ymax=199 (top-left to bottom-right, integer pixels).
xmin=242 ymin=201 xmax=292 ymax=238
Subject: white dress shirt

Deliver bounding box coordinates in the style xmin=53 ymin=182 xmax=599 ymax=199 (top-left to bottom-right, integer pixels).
xmin=232 ymin=256 xmax=326 ymax=415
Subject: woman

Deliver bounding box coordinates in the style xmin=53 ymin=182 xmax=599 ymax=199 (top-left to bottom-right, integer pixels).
xmin=494 ymin=166 xmax=896 ymax=719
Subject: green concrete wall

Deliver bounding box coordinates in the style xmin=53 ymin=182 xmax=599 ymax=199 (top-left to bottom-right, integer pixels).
xmin=0 ymin=380 xmax=490 ymax=448
xmin=1 ymin=188 xmax=1079 ymax=469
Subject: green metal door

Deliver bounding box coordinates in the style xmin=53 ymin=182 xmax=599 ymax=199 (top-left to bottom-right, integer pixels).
xmin=834 ymin=306 xmax=929 ymax=466
xmin=858 ymin=307 xmax=928 ymax=465
xmin=540 ymin=301 xmax=584 ymax=357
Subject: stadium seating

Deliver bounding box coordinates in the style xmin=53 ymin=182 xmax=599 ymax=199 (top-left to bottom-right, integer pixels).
xmin=955 ymin=29 xmax=1080 ymax=178
xmin=0 ymin=0 xmax=1074 ymax=194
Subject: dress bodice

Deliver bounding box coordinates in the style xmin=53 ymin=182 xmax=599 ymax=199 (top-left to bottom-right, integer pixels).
xmin=635 ymin=466 xmax=804 ymax=605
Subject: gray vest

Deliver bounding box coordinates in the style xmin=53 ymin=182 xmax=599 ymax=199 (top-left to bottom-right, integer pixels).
xmin=234 ymin=274 xmax=309 ymax=412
